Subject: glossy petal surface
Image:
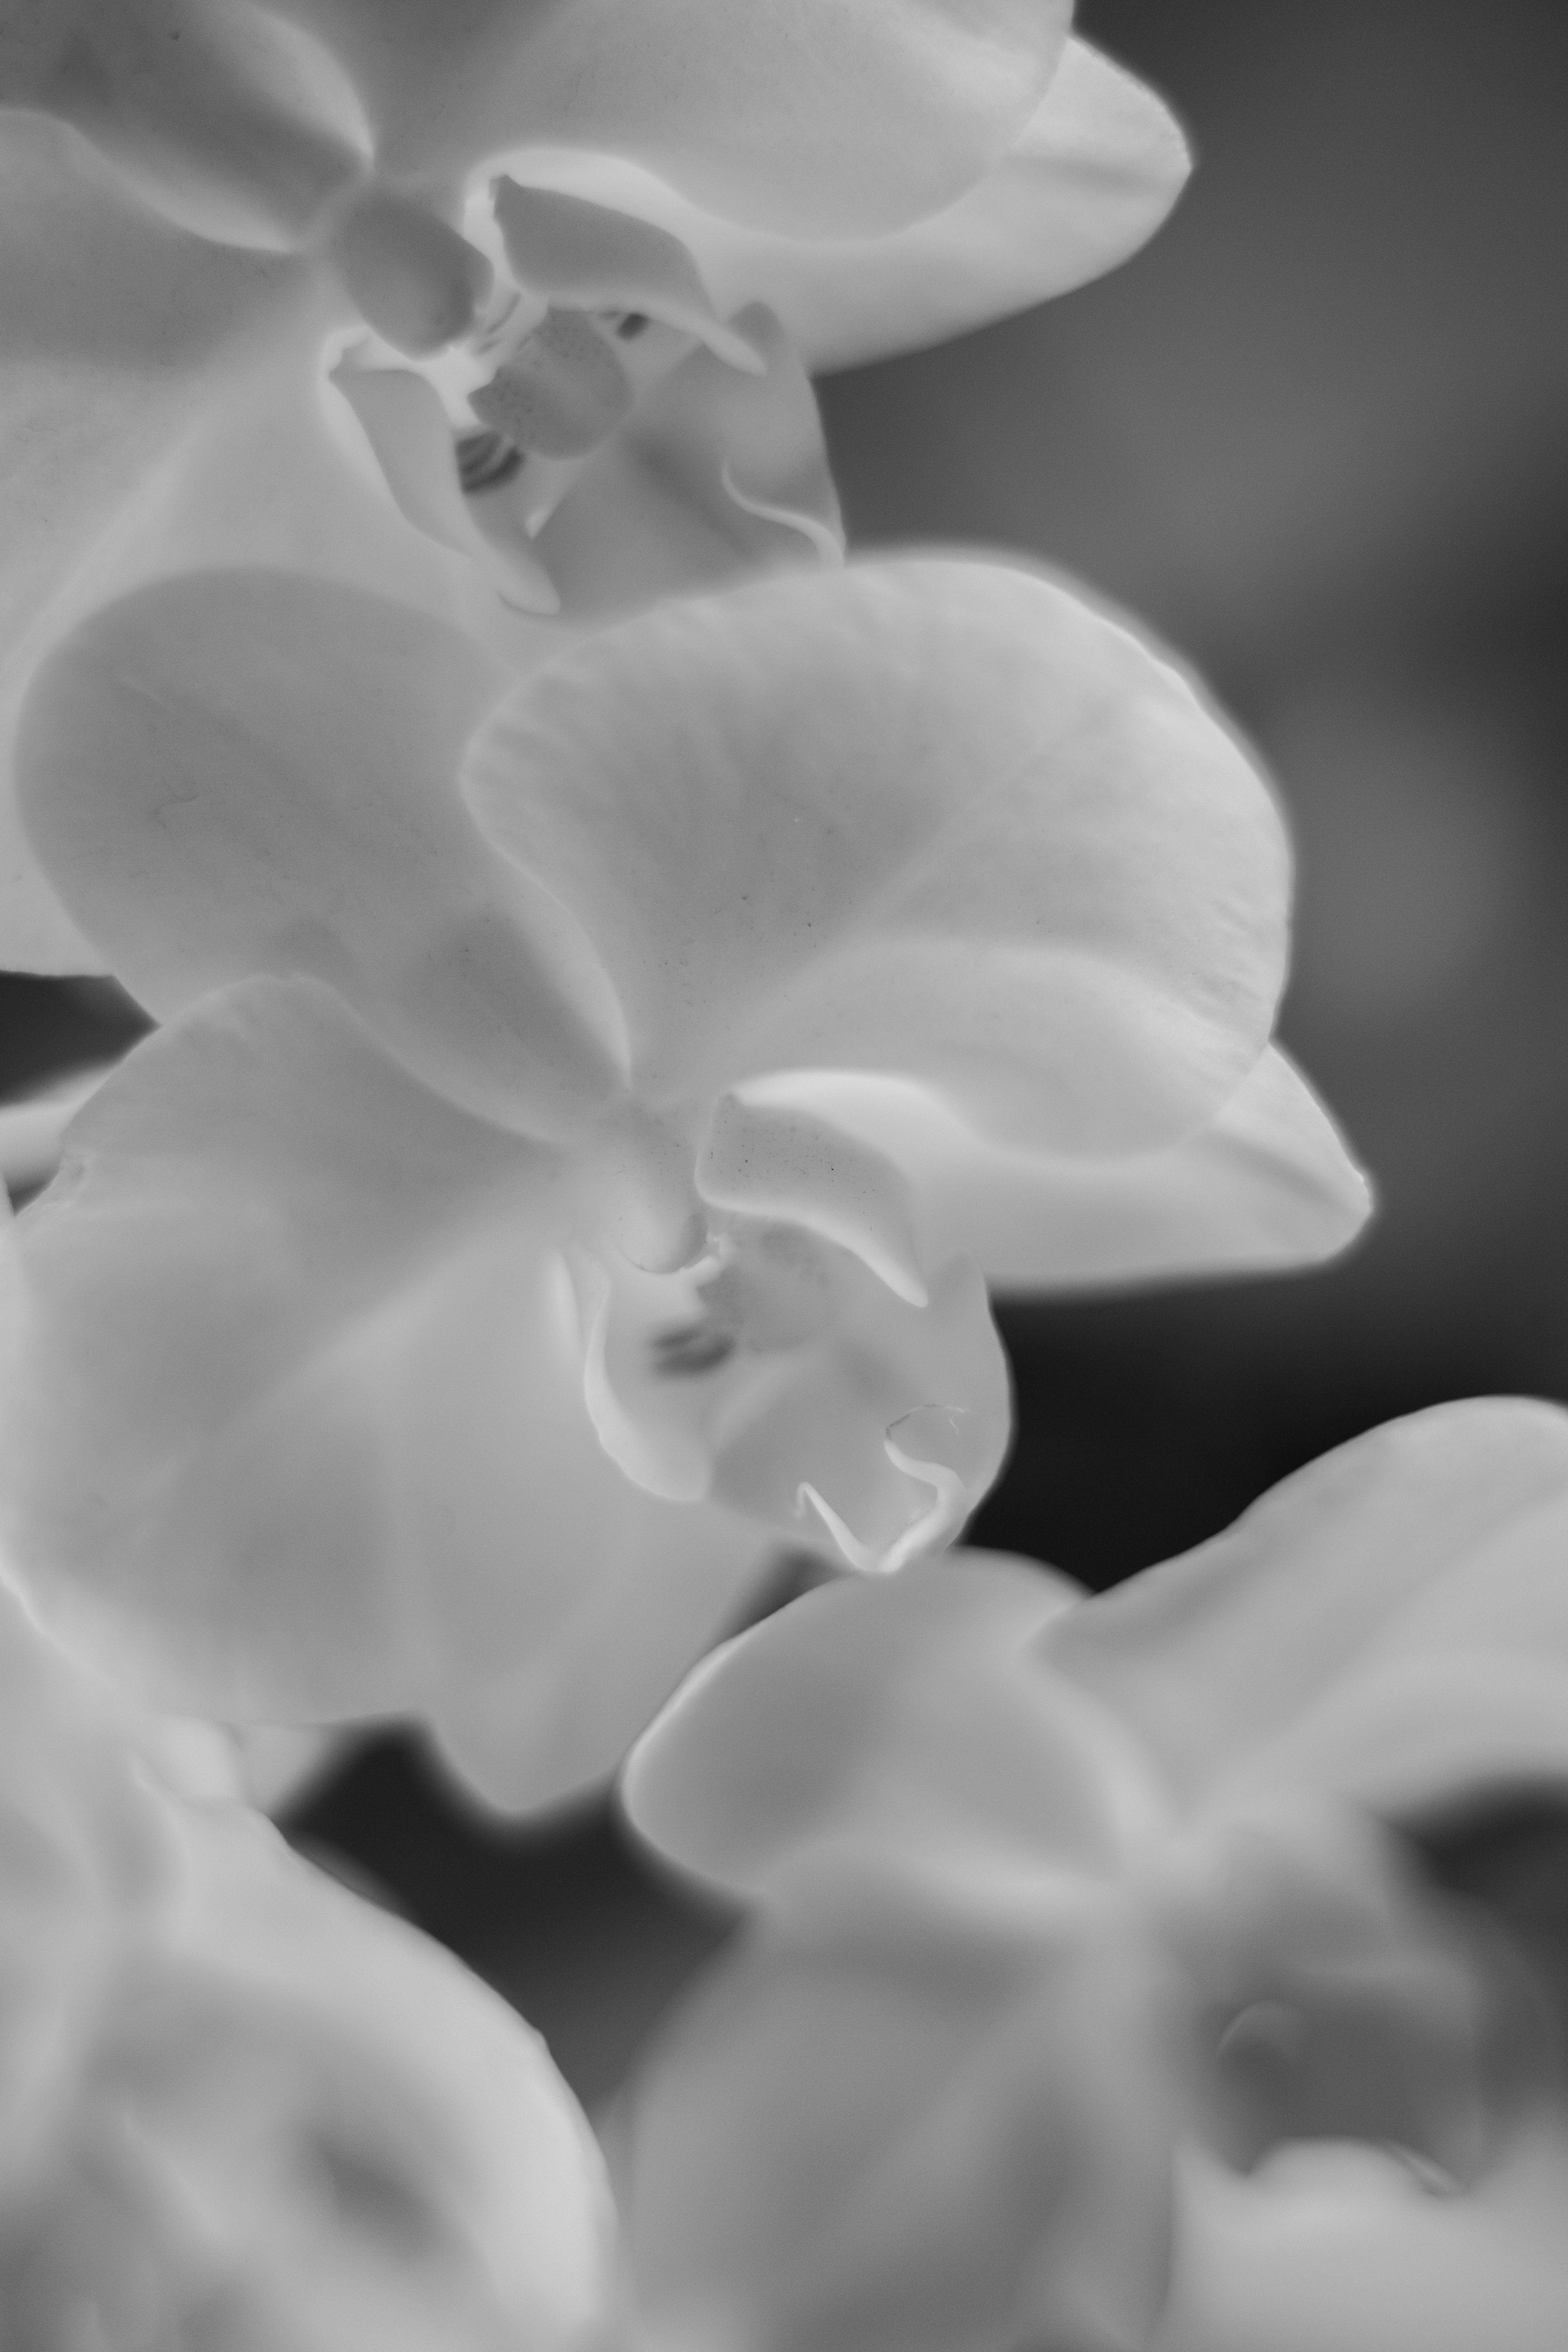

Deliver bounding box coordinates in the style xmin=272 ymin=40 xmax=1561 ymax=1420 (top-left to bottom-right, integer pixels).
xmin=466 ymin=558 xmax=1289 ymax=1149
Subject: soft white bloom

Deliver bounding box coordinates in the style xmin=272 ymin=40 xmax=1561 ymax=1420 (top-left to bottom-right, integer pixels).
xmin=0 ymin=7 xmax=1187 ymax=969
xmin=0 ymin=552 xmax=1361 ymax=1808
xmin=621 ymin=1399 xmax=1568 ymax=2352
xmin=0 ymin=1577 xmax=614 ymax=2350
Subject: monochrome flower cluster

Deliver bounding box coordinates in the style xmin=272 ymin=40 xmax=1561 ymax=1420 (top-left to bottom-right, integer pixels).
xmin=0 ymin=5 xmax=1558 ymax=2347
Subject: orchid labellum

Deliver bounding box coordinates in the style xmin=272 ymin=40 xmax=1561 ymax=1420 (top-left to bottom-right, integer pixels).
xmin=0 ymin=552 xmax=1363 ymax=1806
xmin=622 ymin=1399 xmax=1568 ymax=2352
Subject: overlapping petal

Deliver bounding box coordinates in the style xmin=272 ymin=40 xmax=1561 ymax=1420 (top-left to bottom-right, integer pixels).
xmin=741 ymin=1045 xmax=1372 ymax=1292
xmin=625 ymin=1909 xmax=1181 ymax=2352
xmin=0 ymin=976 xmax=557 ymax=1712
xmin=621 ymin=1407 xmax=1568 ymax=2352
xmin=263 ymin=0 xmax=1072 ymax=236
xmin=1047 ymin=1398 xmax=1568 ymax=1813
xmin=503 ymin=38 xmax=1191 ymax=374
xmin=1156 ymin=2139 xmax=1568 ymax=2352
xmin=0 ymin=1582 xmax=614 ymax=2348
xmin=17 ymin=569 xmax=622 ymax=1130
xmin=466 ymin=556 xmax=1290 ymax=1149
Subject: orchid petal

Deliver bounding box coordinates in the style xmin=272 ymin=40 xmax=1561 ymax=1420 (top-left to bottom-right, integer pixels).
xmin=1159 ymin=2139 xmax=1568 ymax=2352
xmin=698 ymin=1093 xmax=927 ymax=1305
xmin=0 ymin=977 xmax=563 ymax=1718
xmin=400 ymin=1237 xmax=777 ymax=1810
xmin=743 ymin=1046 xmax=1372 ymax=1291
xmin=492 ymin=179 xmax=762 ymax=371
xmin=18 ymin=568 xmax=624 ymax=1131
xmin=0 ymin=1062 xmax=112 ymax=1202
xmin=626 ymin=1913 xmax=1180 ymax=2352
xmin=329 ymin=349 xmax=561 ymax=609
xmin=507 ymin=40 xmax=1191 ymax=373
xmin=0 ymin=114 xmax=310 ymax=970
xmin=533 ymin=305 xmax=842 ymax=617
xmin=153 ymin=1813 xmax=614 ymax=2349
xmin=622 ymin=1555 xmax=1172 ymax=1913
xmin=465 ymin=558 xmax=1289 ymax=1152
xmin=266 ymin=0 xmax=1071 ymax=238
xmin=1045 ymin=1400 xmax=1568 ymax=1813
xmin=323 ymin=184 xmax=491 ymax=352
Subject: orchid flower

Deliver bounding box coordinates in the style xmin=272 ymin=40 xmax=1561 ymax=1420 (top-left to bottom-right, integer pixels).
xmin=0 ymin=551 xmax=1361 ymax=1809
xmin=0 ymin=1578 xmax=613 ymax=2350
xmin=0 ymin=12 xmax=1188 ymax=969
xmin=621 ymin=1398 xmax=1568 ymax=2352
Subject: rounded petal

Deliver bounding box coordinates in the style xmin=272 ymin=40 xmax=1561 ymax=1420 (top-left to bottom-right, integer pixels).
xmin=626 ymin=1912 xmax=1180 ymax=2352
xmin=1157 ymin=2139 xmax=1568 ymax=2352
xmin=576 ymin=1239 xmax=1012 ymax=1573
xmin=18 ymin=568 xmax=623 ymax=1132
xmin=0 ymin=977 xmax=559 ymax=1717
xmin=0 ymin=112 xmax=309 ymax=971
xmin=354 ymin=1226 xmax=780 ymax=1812
xmin=1046 ymin=1399 xmax=1568 ymax=1814
xmin=268 ymin=0 xmax=1071 ymax=237
xmin=465 ymin=557 xmax=1290 ymax=1154
xmin=136 ymin=1810 xmax=615 ymax=2348
xmin=330 ymin=351 xmax=562 ymax=610
xmin=624 ymin=1554 xmax=1163 ymax=1912
xmin=743 ymin=1045 xmax=1372 ymax=1291
xmin=504 ymin=39 xmax=1192 ymax=372
xmin=492 ymin=179 xmax=762 ymax=370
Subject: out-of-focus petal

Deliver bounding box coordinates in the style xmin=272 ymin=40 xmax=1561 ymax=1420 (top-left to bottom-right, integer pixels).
xmin=330 ymin=350 xmax=561 ymax=610
xmin=268 ymin=0 xmax=1071 ymax=237
xmin=744 ymin=1045 xmax=1372 ymax=1291
xmin=492 ymin=180 xmax=762 ymax=371
xmin=312 ymin=1219 xmax=779 ymax=1812
xmin=465 ymin=558 xmax=1289 ymax=1152
xmin=625 ymin=1910 xmax=1180 ymax=2352
xmin=1157 ymin=2138 xmax=1568 ymax=2352
xmin=624 ymin=1555 xmax=1166 ymax=1912
xmin=0 ymin=113 xmax=309 ymax=972
xmin=18 ymin=569 xmax=623 ymax=1131
xmin=139 ymin=1809 xmax=615 ymax=2348
xmin=505 ymin=40 xmax=1191 ymax=373
xmin=533 ymin=305 xmax=841 ymax=619
xmin=0 ymin=977 xmax=561 ymax=1717
xmin=1046 ymin=1400 xmax=1568 ymax=1811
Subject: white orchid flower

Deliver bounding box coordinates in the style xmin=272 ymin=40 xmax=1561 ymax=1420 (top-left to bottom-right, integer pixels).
xmin=0 ymin=551 xmax=1360 ymax=1810
xmin=0 ymin=1578 xmax=614 ymax=2350
xmin=0 ymin=7 xmax=1188 ymax=969
xmin=621 ymin=1399 xmax=1568 ymax=2352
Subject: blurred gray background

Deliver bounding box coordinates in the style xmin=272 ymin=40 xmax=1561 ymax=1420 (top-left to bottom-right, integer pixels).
xmin=5 ymin=1 xmax=1568 ymax=2106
